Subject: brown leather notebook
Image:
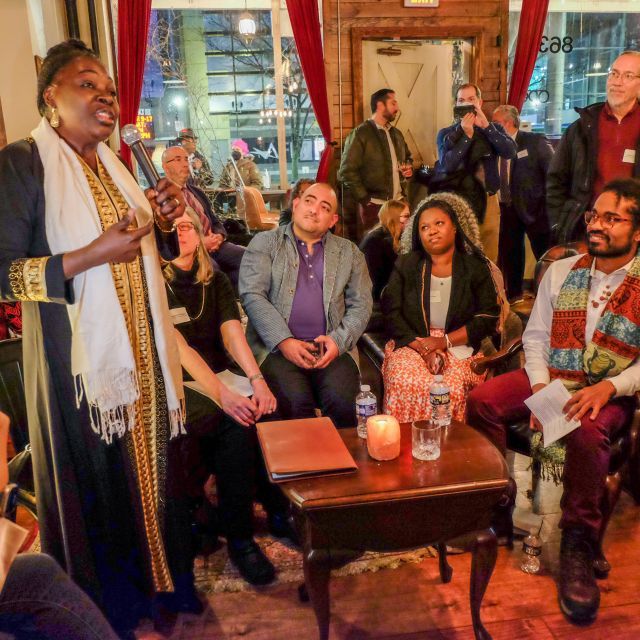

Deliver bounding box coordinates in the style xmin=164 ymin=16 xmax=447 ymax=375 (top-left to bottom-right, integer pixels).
xmin=256 ymin=417 xmax=358 ymax=482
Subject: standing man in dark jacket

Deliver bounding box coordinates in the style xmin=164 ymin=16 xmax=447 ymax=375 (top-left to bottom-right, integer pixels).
xmin=547 ymin=50 xmax=640 ymax=242
xmin=436 ymin=83 xmax=517 ymax=262
xmin=338 ymin=88 xmax=413 ymax=239
xmin=492 ymin=105 xmax=554 ymax=301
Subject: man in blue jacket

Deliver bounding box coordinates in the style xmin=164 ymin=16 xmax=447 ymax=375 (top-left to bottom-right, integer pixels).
xmin=436 ymin=83 xmax=517 ymax=260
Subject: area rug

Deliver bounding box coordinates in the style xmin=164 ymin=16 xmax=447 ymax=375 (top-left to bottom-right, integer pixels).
xmin=194 ymin=513 xmax=437 ymax=594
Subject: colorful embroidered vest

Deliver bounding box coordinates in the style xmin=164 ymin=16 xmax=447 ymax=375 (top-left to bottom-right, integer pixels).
xmin=548 ymin=253 xmax=640 ymax=391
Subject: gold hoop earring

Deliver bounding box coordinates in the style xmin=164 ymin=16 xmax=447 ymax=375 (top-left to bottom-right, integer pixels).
xmin=49 ymin=107 xmax=60 ymax=129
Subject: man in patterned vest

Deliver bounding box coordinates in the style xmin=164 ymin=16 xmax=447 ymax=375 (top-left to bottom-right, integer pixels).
xmin=467 ymin=178 xmax=640 ymax=624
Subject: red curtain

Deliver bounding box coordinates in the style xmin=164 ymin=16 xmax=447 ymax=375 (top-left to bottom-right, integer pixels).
xmin=507 ymin=0 xmax=550 ymax=111
xmin=286 ymin=0 xmax=333 ymax=182
xmin=117 ymin=0 xmax=153 ymax=167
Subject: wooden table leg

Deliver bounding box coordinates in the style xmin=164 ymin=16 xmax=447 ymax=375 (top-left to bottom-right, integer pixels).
xmin=303 ymin=547 xmax=332 ymax=640
xmin=437 ymin=542 xmax=453 ymax=583
xmin=469 ymin=528 xmax=497 ymax=640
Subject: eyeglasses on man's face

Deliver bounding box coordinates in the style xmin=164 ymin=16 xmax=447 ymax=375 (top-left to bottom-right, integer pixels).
xmin=607 ymin=69 xmax=640 ymax=83
xmin=584 ymin=210 xmax=634 ymax=229
xmin=176 ymin=222 xmax=196 ymax=233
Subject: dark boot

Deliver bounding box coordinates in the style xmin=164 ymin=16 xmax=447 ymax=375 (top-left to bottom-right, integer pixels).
xmin=228 ymin=538 xmax=276 ymax=586
xmin=558 ymin=527 xmax=600 ymax=623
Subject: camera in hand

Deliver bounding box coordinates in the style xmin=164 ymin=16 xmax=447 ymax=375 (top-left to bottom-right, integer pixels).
xmin=453 ymin=104 xmax=476 ymax=120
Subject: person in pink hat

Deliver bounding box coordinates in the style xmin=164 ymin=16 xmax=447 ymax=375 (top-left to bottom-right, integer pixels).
xmin=219 ymin=139 xmax=263 ymax=190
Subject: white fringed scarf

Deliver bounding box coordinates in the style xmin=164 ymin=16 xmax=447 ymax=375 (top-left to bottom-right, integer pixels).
xmin=31 ymin=118 xmax=185 ymax=442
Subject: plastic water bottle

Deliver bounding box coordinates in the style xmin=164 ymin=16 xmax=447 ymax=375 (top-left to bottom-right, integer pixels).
xmin=429 ymin=375 xmax=451 ymax=428
xmin=356 ymin=385 xmax=377 ymax=439
xmin=521 ymin=529 xmax=542 ymax=574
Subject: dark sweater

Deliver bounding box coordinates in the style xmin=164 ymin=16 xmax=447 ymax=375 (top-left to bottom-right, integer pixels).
xmin=380 ymin=249 xmax=500 ymax=350
xmin=165 ymin=263 xmax=239 ymax=374
xmin=359 ymin=226 xmax=397 ymax=301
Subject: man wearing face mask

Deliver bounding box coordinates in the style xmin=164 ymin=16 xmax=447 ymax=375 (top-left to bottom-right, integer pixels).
xmin=219 ymin=141 xmax=264 ymax=190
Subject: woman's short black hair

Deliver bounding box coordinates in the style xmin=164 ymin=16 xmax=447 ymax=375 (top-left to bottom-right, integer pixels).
xmin=411 ymin=198 xmax=468 ymax=256
xmin=37 ymin=39 xmax=99 ymax=115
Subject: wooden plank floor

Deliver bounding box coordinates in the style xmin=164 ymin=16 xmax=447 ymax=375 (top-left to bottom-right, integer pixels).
xmin=156 ymin=490 xmax=640 ymax=639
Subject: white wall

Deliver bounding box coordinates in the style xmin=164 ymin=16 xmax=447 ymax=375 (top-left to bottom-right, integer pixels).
xmin=0 ymin=1 xmax=41 ymax=143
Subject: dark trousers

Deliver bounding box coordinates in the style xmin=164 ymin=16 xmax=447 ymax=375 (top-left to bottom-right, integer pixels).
xmin=178 ymin=409 xmax=255 ymax=541
xmin=212 ymin=240 xmax=245 ymax=291
xmin=0 ymin=554 xmax=119 ymax=640
xmin=261 ymin=352 xmax=360 ymax=429
xmin=466 ymin=369 xmax=635 ymax=538
xmin=498 ymin=203 xmax=551 ymax=299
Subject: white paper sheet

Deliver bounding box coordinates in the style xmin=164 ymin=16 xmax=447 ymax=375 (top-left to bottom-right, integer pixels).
xmin=524 ymin=379 xmax=581 ymax=447
xmin=184 ymin=370 xmax=253 ymax=408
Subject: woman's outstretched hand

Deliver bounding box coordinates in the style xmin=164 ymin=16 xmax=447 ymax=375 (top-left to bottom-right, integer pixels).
xmin=63 ymin=209 xmax=152 ymax=278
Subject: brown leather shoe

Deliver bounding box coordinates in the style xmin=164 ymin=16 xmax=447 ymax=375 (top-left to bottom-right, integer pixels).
xmin=558 ymin=528 xmax=600 ymax=623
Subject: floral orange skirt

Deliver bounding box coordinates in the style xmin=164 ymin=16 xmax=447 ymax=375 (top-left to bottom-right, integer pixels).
xmin=382 ymin=329 xmax=486 ymax=423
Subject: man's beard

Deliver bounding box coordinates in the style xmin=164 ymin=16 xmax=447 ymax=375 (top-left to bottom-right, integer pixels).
xmin=383 ymin=109 xmax=396 ymax=123
xmin=588 ymin=233 xmax=634 ymax=258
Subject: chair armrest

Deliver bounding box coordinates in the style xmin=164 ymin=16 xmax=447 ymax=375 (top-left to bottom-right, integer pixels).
xmin=471 ymin=338 xmax=523 ymax=375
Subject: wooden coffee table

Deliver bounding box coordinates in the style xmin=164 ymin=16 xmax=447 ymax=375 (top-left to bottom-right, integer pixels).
xmin=280 ymin=421 xmax=509 ymax=640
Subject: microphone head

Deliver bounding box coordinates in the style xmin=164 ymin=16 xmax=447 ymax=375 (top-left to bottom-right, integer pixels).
xmin=120 ymin=124 xmax=141 ymax=146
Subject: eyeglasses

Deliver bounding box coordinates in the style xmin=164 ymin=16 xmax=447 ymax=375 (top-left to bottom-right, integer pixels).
xmin=584 ymin=210 xmax=633 ymax=229
xmin=176 ymin=222 xmax=195 ymax=232
xmin=607 ymin=69 xmax=640 ymax=83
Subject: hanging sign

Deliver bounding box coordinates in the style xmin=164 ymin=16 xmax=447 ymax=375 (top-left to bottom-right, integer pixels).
xmin=404 ymin=0 xmax=439 ymax=6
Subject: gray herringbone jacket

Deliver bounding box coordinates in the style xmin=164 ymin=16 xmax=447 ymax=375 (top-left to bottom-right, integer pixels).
xmin=239 ymin=224 xmax=373 ymax=364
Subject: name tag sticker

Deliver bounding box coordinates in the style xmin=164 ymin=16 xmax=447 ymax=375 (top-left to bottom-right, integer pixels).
xmin=517 ymin=149 xmax=529 ymax=159
xmin=169 ymin=307 xmax=190 ymax=325
xmin=430 ymin=290 xmax=442 ymax=303
xmin=623 ymin=149 xmax=636 ymax=164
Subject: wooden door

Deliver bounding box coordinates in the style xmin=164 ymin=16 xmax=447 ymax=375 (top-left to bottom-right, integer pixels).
xmin=362 ymin=40 xmax=467 ymax=166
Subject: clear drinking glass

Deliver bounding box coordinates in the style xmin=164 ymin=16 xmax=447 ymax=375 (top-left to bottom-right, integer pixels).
xmin=412 ymin=420 xmax=441 ymax=461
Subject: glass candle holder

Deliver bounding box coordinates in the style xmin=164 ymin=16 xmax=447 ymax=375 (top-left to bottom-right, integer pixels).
xmin=366 ymin=414 xmax=400 ymax=461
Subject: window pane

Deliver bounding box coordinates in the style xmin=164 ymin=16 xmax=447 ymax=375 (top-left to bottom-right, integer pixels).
xmin=509 ymin=4 xmax=640 ymax=136
xmin=143 ymin=5 xmax=323 ymax=191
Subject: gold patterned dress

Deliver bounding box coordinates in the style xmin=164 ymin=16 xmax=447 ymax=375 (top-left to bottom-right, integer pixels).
xmin=0 ymin=139 xmax=188 ymax=634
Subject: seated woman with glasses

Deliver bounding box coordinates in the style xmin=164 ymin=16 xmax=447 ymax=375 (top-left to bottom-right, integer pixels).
xmin=163 ymin=209 xmax=288 ymax=586
xmin=381 ymin=192 xmax=504 ymax=423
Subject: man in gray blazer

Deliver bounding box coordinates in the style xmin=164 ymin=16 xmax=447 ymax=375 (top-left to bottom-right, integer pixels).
xmin=239 ymin=182 xmax=372 ymax=427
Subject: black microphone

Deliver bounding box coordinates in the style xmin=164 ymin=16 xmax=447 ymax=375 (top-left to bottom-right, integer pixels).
xmin=120 ymin=124 xmax=161 ymax=187
xmin=120 ymin=124 xmax=178 ymax=260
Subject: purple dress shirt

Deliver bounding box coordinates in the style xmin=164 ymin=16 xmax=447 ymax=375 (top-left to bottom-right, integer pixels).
xmin=288 ymin=235 xmax=327 ymax=341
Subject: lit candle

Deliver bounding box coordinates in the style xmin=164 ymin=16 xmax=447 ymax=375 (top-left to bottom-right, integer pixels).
xmin=366 ymin=414 xmax=401 ymax=461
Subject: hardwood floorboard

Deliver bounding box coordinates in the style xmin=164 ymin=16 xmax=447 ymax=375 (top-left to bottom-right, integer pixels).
xmin=156 ymin=491 xmax=640 ymax=639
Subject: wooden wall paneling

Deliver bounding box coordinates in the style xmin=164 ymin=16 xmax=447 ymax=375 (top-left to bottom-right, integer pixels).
xmin=351 ymin=25 xmax=484 ymax=128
